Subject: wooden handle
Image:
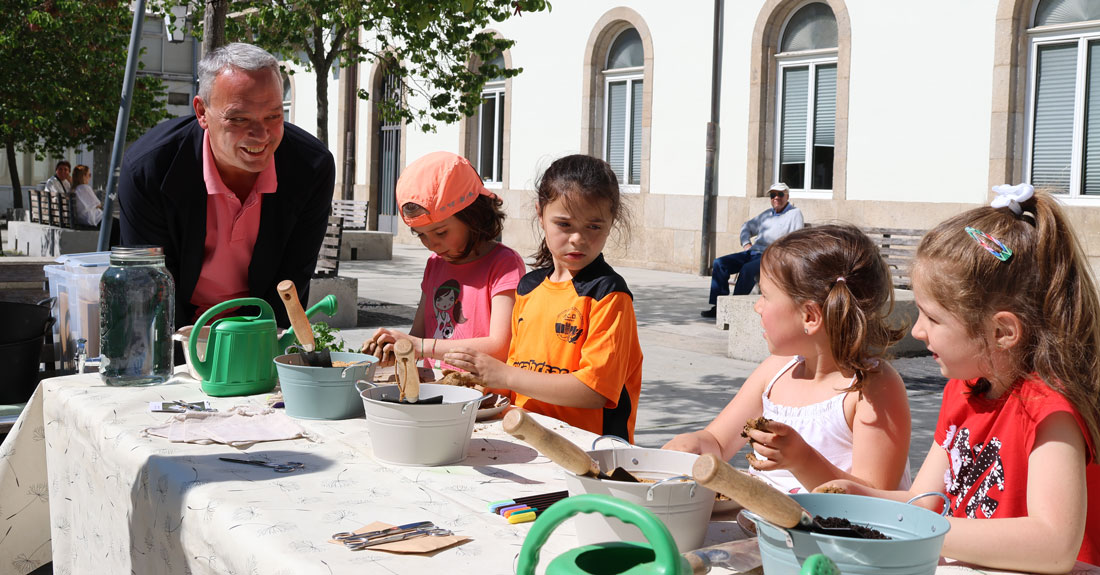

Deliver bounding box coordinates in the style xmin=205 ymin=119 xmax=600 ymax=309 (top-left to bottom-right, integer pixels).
xmin=692 ymin=453 xmax=806 ymax=529
xmin=681 ymin=538 xmax=761 ymax=574
xmin=502 ymin=409 xmax=601 ymax=477
xmin=276 ymin=280 xmax=315 ymax=351
xmin=393 ymin=339 xmax=420 ymax=402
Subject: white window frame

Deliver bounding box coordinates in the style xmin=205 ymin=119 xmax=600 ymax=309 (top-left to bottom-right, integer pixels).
xmin=602 ymin=66 xmax=643 ymax=193
xmin=774 ymin=49 xmax=837 ymax=200
xmin=1025 ymin=21 xmax=1100 ymax=205
xmin=477 ymin=79 xmax=505 ymax=189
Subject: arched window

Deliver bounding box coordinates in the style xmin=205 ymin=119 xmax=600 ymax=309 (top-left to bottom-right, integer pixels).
xmin=477 ymin=52 xmax=506 ymax=185
xmin=775 ymin=2 xmax=838 ymax=194
xmin=1025 ymin=0 xmax=1100 ymax=197
xmin=603 ymin=28 xmax=644 ymax=187
xmin=281 ymin=71 xmax=293 ymax=122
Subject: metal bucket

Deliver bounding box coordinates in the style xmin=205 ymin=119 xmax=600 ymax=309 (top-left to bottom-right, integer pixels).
xmin=0 ymin=299 xmax=55 ymax=404
xmin=748 ymin=492 xmax=949 ymax=575
xmin=563 ymin=442 xmax=715 ymax=552
xmin=358 ymin=382 xmax=484 ymax=466
xmin=274 ymin=352 xmax=378 ymax=420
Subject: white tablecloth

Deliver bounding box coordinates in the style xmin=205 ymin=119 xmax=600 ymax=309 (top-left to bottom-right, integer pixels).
xmin=1 ymin=373 xmax=1097 ymax=575
xmin=0 ymin=373 xmax=750 ymax=575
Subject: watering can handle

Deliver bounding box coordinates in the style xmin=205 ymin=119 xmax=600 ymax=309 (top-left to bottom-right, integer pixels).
xmin=515 ymin=493 xmax=684 ymax=575
xmin=189 ymin=297 xmax=274 ymax=380
xmin=502 ymin=409 xmax=601 ymax=478
xmin=692 ymin=453 xmax=806 ymax=529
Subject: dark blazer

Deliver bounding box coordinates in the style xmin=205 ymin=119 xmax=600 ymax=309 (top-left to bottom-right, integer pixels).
xmin=118 ymin=115 xmax=335 ymax=328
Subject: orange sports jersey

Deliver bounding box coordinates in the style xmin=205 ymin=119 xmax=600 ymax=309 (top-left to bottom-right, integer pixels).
xmin=505 ymin=254 xmax=643 ymax=442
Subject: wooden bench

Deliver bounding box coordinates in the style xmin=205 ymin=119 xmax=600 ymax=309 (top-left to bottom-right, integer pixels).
xmin=313 ymin=215 xmax=344 ymax=278
xmin=28 ymin=188 xmax=76 ymax=229
xmin=862 ymin=227 xmax=923 ymax=290
xmin=331 ymin=199 xmax=368 ymax=231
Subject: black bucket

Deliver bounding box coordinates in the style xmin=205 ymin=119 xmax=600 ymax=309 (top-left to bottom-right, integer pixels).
xmin=0 ymin=300 xmax=55 ymax=404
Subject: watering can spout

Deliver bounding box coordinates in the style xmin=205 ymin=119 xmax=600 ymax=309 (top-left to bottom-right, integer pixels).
xmin=279 ymin=294 xmax=338 ymax=349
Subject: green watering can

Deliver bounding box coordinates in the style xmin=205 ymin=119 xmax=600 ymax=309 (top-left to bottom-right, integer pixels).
xmin=189 ymin=295 xmax=336 ymax=397
xmin=517 ymin=494 xmax=690 ymax=575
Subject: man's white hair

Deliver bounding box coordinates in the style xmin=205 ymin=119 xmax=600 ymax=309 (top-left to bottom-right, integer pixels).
xmin=197 ymin=43 xmax=280 ymax=103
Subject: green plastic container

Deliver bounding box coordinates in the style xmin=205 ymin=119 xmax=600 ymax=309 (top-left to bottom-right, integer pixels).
xmin=275 ymin=352 xmax=378 ymax=420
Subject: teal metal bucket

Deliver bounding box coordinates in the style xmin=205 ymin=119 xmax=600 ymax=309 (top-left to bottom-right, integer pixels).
xmin=749 ymin=493 xmax=949 ymax=575
xmin=274 ymin=352 xmax=378 ymax=420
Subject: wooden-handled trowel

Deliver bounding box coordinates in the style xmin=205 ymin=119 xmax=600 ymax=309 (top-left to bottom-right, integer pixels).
xmin=276 ymin=280 xmax=333 ymax=367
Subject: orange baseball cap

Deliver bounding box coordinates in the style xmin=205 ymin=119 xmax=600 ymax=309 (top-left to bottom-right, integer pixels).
xmin=395 ymin=151 xmax=496 ymax=228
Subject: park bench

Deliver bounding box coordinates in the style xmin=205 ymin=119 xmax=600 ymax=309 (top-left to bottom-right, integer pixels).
xmin=28 ymin=188 xmax=76 ymax=229
xmin=331 ymin=199 xmax=393 ymax=261
xmin=308 ymin=214 xmax=357 ymax=328
xmin=716 ymin=225 xmax=929 ymax=362
xmin=331 ymin=199 xmax=368 ymax=230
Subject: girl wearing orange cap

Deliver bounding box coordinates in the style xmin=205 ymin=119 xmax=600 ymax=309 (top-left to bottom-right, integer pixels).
xmin=362 ymin=152 xmax=526 ymax=370
xmin=445 ymin=155 xmax=643 ymax=443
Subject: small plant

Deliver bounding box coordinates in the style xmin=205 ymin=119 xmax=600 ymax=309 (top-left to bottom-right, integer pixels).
xmin=311 ymin=321 xmax=348 ymax=353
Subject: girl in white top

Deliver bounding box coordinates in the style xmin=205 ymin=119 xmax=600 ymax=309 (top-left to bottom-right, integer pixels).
xmin=665 ymin=224 xmax=912 ymax=493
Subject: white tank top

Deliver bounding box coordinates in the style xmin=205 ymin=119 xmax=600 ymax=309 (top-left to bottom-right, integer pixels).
xmin=749 ymin=356 xmax=912 ymax=493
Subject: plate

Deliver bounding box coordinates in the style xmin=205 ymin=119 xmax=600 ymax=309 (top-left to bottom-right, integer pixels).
xmin=476 ymin=394 xmax=510 ymax=421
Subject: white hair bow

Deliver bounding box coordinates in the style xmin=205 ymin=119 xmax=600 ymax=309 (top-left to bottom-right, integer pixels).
xmin=990 ymin=183 xmax=1034 ymax=215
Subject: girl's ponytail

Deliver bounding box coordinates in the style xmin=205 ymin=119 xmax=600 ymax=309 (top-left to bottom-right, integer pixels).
xmin=763 ymin=224 xmax=905 ymax=392
xmin=914 ymin=188 xmax=1100 ymax=458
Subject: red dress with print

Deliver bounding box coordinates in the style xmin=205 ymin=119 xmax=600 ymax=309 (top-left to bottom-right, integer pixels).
xmin=935 ymin=377 xmax=1100 ymax=565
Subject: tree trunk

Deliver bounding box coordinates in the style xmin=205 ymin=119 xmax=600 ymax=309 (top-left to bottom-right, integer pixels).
xmin=5 ymin=138 xmax=22 ymax=211
xmin=203 ymin=0 xmax=227 ymax=53
xmin=315 ymin=63 xmax=329 ymax=147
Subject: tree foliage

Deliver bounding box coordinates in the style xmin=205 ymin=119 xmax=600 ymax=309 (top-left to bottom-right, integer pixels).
xmin=0 ymin=0 xmax=169 ymax=208
xmin=156 ymin=0 xmax=550 ymax=145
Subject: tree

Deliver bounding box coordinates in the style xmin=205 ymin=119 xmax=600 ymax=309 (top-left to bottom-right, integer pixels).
xmin=157 ymin=0 xmax=551 ymax=146
xmin=0 ymin=1 xmax=168 ymax=210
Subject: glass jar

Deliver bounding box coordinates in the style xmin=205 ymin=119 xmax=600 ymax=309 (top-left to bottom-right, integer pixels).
xmin=99 ymin=246 xmax=175 ymax=386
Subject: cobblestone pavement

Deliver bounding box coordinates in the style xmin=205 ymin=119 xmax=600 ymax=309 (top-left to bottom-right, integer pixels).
xmin=339 ymin=243 xmax=947 ymax=475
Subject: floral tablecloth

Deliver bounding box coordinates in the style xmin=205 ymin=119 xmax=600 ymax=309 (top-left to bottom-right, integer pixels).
xmin=2 ymin=374 xmax=1096 ymax=575
xmin=0 ymin=373 xmax=749 ymax=575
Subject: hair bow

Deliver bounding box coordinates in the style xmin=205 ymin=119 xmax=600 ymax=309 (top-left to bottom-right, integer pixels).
xmin=990 ymin=183 xmax=1034 ymax=215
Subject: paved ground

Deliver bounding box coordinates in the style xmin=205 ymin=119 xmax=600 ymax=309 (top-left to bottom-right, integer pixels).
xmin=336 ymin=243 xmax=946 ymax=475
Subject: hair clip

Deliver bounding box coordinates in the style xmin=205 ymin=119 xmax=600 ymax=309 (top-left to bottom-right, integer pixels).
xmin=965 ymin=227 xmax=1013 ymax=262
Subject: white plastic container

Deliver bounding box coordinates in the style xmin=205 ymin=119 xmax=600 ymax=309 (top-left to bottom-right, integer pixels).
xmin=563 ymin=447 xmax=715 ymax=552
xmin=43 ymin=251 xmax=111 ymax=370
xmin=358 ymin=383 xmax=485 ymax=466
xmin=173 ymin=325 xmax=210 ymax=380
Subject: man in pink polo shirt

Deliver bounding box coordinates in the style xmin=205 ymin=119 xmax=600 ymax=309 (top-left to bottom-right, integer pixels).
xmin=118 ymin=43 xmax=335 ymax=329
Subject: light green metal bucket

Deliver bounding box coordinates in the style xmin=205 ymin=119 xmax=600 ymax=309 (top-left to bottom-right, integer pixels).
xmin=274 ymin=352 xmax=378 ymax=420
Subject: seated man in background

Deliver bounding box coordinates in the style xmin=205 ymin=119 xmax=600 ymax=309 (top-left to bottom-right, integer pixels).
xmin=118 ymin=42 xmax=335 ymax=328
xmin=44 ymin=160 xmax=71 ymax=196
xmin=701 ymin=182 xmax=803 ymax=318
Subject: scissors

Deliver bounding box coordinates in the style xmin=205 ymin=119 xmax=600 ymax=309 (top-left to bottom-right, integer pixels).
xmin=218 ymin=457 xmax=304 ymax=473
xmin=345 ymin=527 xmax=453 ymax=550
xmin=333 ymin=520 xmax=435 ymax=542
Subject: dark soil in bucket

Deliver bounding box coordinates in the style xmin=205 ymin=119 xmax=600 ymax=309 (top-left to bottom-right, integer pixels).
xmin=809 ymin=516 xmax=891 ymax=540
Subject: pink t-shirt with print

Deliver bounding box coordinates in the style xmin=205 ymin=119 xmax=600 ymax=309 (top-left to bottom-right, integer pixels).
xmin=420 ymin=243 xmax=526 ymax=366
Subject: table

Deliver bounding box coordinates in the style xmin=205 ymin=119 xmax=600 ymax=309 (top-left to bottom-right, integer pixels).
xmin=1 ymin=374 xmax=1096 ymax=575
xmin=0 ymin=373 xmax=750 ymax=574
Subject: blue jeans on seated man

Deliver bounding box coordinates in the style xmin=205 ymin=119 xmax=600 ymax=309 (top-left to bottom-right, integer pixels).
xmin=702 ymin=250 xmax=761 ymax=317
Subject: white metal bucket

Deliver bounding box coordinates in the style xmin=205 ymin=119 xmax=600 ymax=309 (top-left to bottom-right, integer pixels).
xmin=358 ymin=382 xmax=485 ymax=466
xmin=562 ymin=443 xmax=715 ymax=552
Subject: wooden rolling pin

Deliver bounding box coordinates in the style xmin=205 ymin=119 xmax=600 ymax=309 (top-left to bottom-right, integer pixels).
xmin=691 ymin=453 xmax=804 ymax=529
xmin=393 ymin=339 xmax=420 ymax=403
xmin=502 ymin=409 xmax=609 ymax=479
